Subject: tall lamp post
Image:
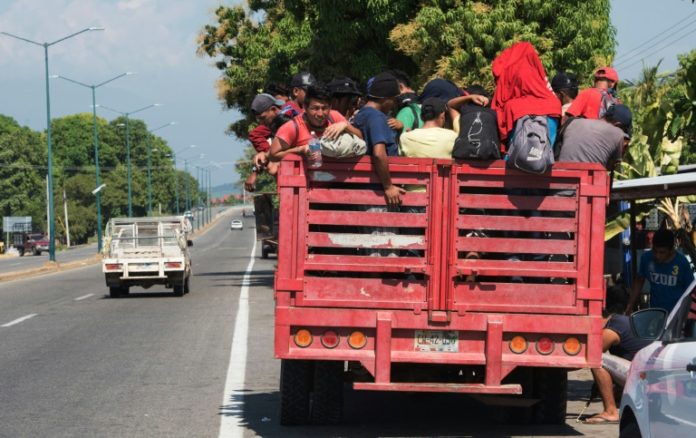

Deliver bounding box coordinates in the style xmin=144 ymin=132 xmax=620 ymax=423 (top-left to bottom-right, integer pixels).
xmin=1 ymin=27 xmax=104 ymax=261
xmin=171 ymin=145 xmax=196 ymax=215
xmin=100 ymin=103 xmax=161 ymax=217
xmin=51 ymin=72 xmax=133 ymax=252
xmin=147 ymin=122 xmax=176 ymax=216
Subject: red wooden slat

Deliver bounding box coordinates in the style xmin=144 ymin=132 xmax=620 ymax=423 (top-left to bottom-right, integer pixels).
xmin=303 ymin=277 xmax=427 ymax=305
xmin=307 ymin=232 xmax=426 ymax=249
xmin=457 ymin=236 xmax=576 ymax=254
xmin=309 ymin=170 xmax=429 ymax=185
xmin=455 ymin=259 xmax=577 ymax=278
xmin=306 ymin=210 xmax=427 ymax=227
xmin=308 ymin=188 xmax=428 ymax=206
xmin=453 ymin=282 xmax=575 ymax=307
xmin=305 ymin=254 xmax=427 ymax=272
xmin=458 ymin=215 xmax=577 ymax=232
xmin=457 ymin=175 xmax=579 ymax=190
xmin=458 ymin=194 xmax=577 ymax=211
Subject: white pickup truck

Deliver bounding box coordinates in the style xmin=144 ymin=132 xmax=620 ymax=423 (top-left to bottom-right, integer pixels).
xmin=102 ymin=216 xmax=193 ymax=298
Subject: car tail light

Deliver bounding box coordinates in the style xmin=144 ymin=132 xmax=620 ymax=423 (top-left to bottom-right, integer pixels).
xmin=165 ymin=262 xmax=182 ymax=269
xmin=563 ymin=337 xmax=581 ymax=356
xmin=347 ymin=331 xmax=367 ymax=349
xmin=321 ymin=330 xmax=340 ymax=348
xmin=536 ymin=337 xmax=554 ymax=355
xmin=105 ymin=263 xmax=122 ymax=271
xmin=293 ymin=329 xmax=313 ymax=348
xmin=509 ymin=335 xmax=528 ymax=354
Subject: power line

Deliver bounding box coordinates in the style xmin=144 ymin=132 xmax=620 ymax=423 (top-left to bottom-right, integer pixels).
xmin=615 ymin=17 xmax=696 ymax=68
xmin=616 ymin=27 xmax=696 ymax=72
xmin=614 ymin=10 xmax=696 ymax=63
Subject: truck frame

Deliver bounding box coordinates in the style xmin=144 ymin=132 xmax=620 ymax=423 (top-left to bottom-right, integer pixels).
xmin=102 ymin=216 xmax=193 ymax=298
xmin=274 ymin=156 xmax=609 ymax=425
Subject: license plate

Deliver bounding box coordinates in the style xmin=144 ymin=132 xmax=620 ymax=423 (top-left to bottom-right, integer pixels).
xmin=414 ymin=330 xmax=459 ymax=352
xmin=130 ymin=263 xmax=157 ymax=271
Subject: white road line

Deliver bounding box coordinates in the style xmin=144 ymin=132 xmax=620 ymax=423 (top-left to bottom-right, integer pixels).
xmin=74 ymin=293 xmax=94 ymax=301
xmin=219 ymin=239 xmax=257 ymax=438
xmin=1 ymin=313 xmax=38 ymax=328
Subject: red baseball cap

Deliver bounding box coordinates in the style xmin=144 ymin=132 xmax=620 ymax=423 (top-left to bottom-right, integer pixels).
xmin=594 ymin=66 xmax=618 ymax=83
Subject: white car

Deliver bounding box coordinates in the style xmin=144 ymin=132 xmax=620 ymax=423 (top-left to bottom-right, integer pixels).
xmin=230 ymin=219 xmax=243 ymax=230
xmin=619 ymin=280 xmax=696 ymax=438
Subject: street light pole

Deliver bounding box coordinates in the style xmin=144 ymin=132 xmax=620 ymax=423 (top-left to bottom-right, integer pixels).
xmin=172 ymin=145 xmax=197 ymax=216
xmin=147 ymin=122 xmax=176 ymax=216
xmin=1 ymin=27 xmax=104 ymax=261
xmin=101 ymin=103 xmax=161 ymax=217
xmin=52 ymin=72 xmax=133 ymax=252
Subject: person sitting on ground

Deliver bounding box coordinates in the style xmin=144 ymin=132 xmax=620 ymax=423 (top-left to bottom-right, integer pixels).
xmin=268 ymin=84 xmax=362 ymax=161
xmin=491 ymin=41 xmax=561 ymax=150
xmin=551 ymin=72 xmax=579 ymax=117
xmin=386 ymin=69 xmax=422 ymax=135
xmin=245 ymin=93 xmax=292 ymax=190
xmin=583 ymin=287 xmax=652 ymax=424
xmin=327 ymin=77 xmax=362 ymax=119
xmin=625 ymin=228 xmax=695 ymax=314
xmin=566 ymin=66 xmax=619 ymax=121
xmin=351 ymin=72 xmax=405 ymax=206
xmin=556 ymin=104 xmax=632 ymax=170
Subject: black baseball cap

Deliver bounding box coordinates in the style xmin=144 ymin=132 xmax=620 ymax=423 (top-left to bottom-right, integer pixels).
xmin=366 ymin=72 xmax=400 ymax=99
xmin=289 ymin=71 xmax=316 ymax=89
xmin=551 ymin=72 xmax=578 ymax=92
xmin=327 ymin=77 xmax=362 ymax=97
xmin=605 ymin=104 xmax=633 ymax=138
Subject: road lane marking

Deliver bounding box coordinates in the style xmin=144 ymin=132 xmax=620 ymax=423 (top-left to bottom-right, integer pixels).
xmin=1 ymin=313 xmax=38 ymax=327
xmin=219 ymin=239 xmax=257 ymax=438
xmin=74 ymin=293 xmax=94 ymax=301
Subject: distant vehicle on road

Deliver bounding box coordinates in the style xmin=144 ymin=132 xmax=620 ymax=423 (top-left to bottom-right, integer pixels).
xmin=102 ymin=216 xmax=193 ymax=298
xmin=230 ymin=219 xmax=243 ymax=230
xmin=619 ymin=282 xmax=696 ymax=438
xmin=13 ymin=233 xmax=49 ymax=256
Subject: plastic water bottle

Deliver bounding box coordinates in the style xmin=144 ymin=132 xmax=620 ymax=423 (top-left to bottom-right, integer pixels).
xmin=307 ymin=131 xmax=322 ymax=168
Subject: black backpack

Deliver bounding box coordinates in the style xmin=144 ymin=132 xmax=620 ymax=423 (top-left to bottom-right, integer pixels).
xmin=452 ymin=104 xmax=500 ymax=160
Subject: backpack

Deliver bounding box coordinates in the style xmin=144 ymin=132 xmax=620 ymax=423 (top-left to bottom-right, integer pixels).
xmin=452 ymin=105 xmax=501 ymax=160
xmin=597 ymin=89 xmax=617 ymax=119
xmin=506 ymin=115 xmax=554 ymax=174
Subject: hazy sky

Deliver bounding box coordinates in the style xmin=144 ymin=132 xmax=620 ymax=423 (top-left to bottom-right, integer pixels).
xmin=0 ymin=0 xmax=694 ymax=188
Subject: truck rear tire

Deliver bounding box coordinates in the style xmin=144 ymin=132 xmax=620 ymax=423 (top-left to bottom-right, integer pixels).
xmin=310 ymin=361 xmax=344 ymax=425
xmin=262 ymin=246 xmax=269 ymax=259
xmin=183 ymin=276 xmax=190 ymax=294
xmin=109 ymin=286 xmax=122 ymax=298
xmin=173 ymin=282 xmax=184 ymax=297
xmin=280 ymin=359 xmax=313 ymax=425
xmin=531 ymin=368 xmax=567 ymax=425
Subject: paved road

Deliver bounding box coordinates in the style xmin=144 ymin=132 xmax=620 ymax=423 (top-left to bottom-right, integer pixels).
xmin=0 ymin=205 xmax=619 ymax=437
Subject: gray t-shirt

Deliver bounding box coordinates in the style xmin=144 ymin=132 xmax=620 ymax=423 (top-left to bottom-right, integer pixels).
xmin=558 ymin=118 xmax=623 ymax=169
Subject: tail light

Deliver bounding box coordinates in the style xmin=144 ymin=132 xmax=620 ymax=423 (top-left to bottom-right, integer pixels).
xmin=563 ymin=337 xmax=581 ymax=356
xmin=165 ymin=262 xmax=182 ymax=269
xmin=321 ymin=330 xmax=340 ymax=348
xmin=536 ymin=337 xmax=554 ymax=355
xmin=347 ymin=331 xmax=367 ymax=349
xmin=105 ymin=263 xmax=122 ymax=271
xmin=293 ymin=329 xmax=313 ymax=348
xmin=509 ymin=335 xmax=528 ymax=354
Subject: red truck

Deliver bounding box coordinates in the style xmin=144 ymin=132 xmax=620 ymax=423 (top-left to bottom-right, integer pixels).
xmin=274 ymin=155 xmax=609 ymax=425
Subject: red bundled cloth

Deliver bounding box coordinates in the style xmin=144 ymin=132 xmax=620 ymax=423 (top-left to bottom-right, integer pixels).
xmin=491 ymin=42 xmax=561 ymax=146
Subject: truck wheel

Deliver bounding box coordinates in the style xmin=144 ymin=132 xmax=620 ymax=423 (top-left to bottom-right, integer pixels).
xmin=531 ymin=368 xmax=568 ymax=425
xmin=310 ymin=361 xmax=344 ymax=425
xmin=33 ymin=248 xmax=40 ymax=256
xmin=109 ymin=286 xmax=122 ymax=298
xmin=280 ymin=359 xmax=313 ymax=426
xmin=120 ymin=286 xmax=130 ymax=297
xmin=497 ymin=367 xmax=533 ymax=424
xmin=173 ymin=282 xmax=184 ymax=297
xmin=262 ymin=246 xmax=269 ymax=259
xmin=183 ymin=277 xmax=191 ymax=294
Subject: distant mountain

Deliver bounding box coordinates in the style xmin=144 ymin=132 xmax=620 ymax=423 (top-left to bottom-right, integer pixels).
xmin=211 ymin=183 xmax=239 ymax=199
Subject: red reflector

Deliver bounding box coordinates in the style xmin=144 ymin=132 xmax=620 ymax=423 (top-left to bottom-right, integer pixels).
xmin=321 ymin=330 xmax=340 ymax=348
xmin=536 ymin=337 xmax=554 ymax=355
xmin=105 ymin=263 xmax=122 ymax=271
xmin=165 ymin=262 xmax=182 ymax=269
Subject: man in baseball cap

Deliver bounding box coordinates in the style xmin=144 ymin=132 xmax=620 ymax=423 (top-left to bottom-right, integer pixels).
xmin=327 ymin=77 xmax=362 ymax=118
xmin=289 ymin=71 xmax=316 ymax=110
xmin=551 ymin=72 xmax=579 ymax=116
xmin=566 ymin=66 xmax=620 ymax=120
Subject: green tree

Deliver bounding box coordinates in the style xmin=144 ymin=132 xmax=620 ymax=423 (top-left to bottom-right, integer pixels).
xmin=0 ymin=115 xmax=47 ymax=234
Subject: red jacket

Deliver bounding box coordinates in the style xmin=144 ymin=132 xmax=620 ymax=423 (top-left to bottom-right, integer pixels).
xmin=491 ymin=42 xmax=561 ymax=145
